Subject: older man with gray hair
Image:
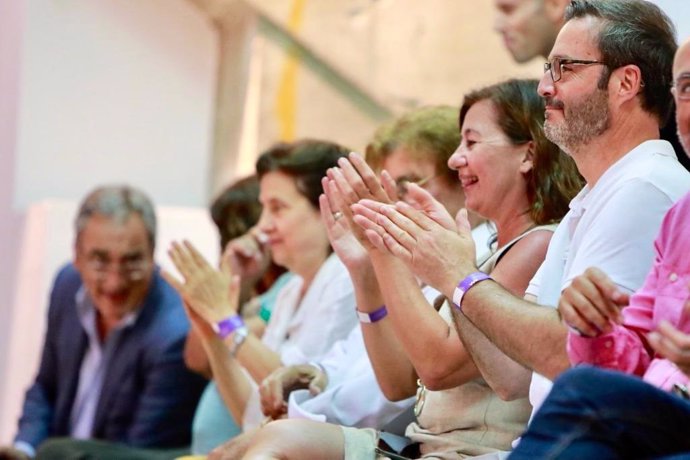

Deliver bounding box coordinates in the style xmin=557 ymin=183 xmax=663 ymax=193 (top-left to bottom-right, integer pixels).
xmin=0 ymin=185 xmax=205 ymax=459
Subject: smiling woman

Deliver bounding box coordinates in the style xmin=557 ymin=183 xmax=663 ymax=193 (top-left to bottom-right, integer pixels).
xmin=451 ymin=78 xmax=582 ymax=240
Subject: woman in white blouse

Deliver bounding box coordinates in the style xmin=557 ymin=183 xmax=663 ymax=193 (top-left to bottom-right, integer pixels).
xmin=165 ymin=139 xmax=358 ymax=432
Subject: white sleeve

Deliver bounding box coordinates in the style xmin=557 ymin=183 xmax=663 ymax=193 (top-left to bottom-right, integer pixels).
xmin=289 ymin=349 xmax=414 ymax=429
xmin=316 ymin=327 xmax=363 ymax=385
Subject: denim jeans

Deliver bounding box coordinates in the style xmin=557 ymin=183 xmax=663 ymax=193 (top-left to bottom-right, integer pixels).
xmin=509 ymin=366 xmax=690 ymax=460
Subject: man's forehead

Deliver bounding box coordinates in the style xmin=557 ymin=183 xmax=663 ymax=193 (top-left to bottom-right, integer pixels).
xmin=78 ymin=214 xmax=151 ymax=250
xmin=549 ymin=17 xmax=601 ymax=59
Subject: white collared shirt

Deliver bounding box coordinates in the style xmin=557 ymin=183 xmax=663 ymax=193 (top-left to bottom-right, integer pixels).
xmin=524 ymin=140 xmax=690 ymax=427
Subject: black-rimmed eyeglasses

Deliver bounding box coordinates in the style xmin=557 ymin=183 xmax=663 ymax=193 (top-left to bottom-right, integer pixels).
xmin=544 ymin=57 xmax=607 ymax=83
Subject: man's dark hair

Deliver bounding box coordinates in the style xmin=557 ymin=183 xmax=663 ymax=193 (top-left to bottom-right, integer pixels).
xmin=565 ymin=0 xmax=677 ymax=125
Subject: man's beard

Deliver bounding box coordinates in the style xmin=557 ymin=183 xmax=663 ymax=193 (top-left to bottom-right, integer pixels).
xmin=544 ymin=87 xmax=611 ymax=154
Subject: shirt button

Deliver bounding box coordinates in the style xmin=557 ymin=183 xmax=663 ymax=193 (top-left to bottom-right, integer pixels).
xmin=670 ymin=273 xmax=679 ymax=282
xmin=605 ymin=340 xmax=612 ymax=349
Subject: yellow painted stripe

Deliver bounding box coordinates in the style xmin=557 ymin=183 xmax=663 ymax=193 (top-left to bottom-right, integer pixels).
xmin=276 ymin=0 xmax=306 ymax=141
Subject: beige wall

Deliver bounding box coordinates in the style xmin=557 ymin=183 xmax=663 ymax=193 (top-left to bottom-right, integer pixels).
xmin=205 ymin=0 xmax=544 ymax=195
xmin=252 ymin=0 xmax=544 ymax=150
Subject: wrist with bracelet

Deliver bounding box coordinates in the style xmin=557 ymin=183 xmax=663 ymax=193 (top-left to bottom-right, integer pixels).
xmin=452 ymin=272 xmax=493 ymax=311
xmin=214 ymin=314 xmax=249 ymax=356
xmin=356 ymin=304 xmax=388 ymax=323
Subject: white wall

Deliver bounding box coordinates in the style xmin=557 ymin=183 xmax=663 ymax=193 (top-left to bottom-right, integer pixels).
xmin=14 ymin=0 xmax=217 ymax=209
xmin=651 ymin=0 xmax=690 ymax=42
xmin=0 ymin=0 xmax=26 ymax=445
xmin=0 ymin=0 xmax=218 ymax=443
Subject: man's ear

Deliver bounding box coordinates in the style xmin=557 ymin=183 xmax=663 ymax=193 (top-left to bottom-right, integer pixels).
xmin=612 ymin=64 xmax=645 ymax=105
xmin=520 ymin=141 xmax=535 ymax=174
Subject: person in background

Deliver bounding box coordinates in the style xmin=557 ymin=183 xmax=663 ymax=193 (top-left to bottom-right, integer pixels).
xmin=0 ymin=185 xmax=206 ymax=460
xmin=493 ymin=0 xmax=569 ymax=63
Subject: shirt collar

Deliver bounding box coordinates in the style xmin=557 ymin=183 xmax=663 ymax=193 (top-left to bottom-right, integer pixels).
xmin=568 ymin=140 xmax=675 ymax=216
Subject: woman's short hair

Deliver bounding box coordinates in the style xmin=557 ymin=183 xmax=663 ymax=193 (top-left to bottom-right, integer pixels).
xmin=256 ymin=139 xmax=351 ymax=208
xmin=210 ymin=175 xmax=262 ymax=250
xmin=365 ymin=105 xmax=460 ymax=185
xmin=460 ymin=78 xmax=583 ymax=225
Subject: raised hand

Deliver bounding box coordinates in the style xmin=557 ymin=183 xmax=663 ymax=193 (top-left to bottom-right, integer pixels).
xmin=320 ymin=178 xmax=369 ymax=269
xmin=332 ymin=152 xmax=396 ymax=206
xmin=325 ymin=152 xmax=397 ymax=246
xmin=259 ymin=364 xmax=328 ymax=420
xmin=403 ymin=183 xmax=457 ymax=231
xmin=163 ymin=240 xmax=240 ymax=325
xmin=558 ymin=267 xmax=629 ymax=337
xmin=351 ymin=193 xmax=477 ymax=296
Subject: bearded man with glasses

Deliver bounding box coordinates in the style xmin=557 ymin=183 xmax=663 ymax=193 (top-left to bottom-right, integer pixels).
xmin=0 ymin=185 xmax=206 ymax=460
xmin=508 ymin=36 xmax=690 ymax=460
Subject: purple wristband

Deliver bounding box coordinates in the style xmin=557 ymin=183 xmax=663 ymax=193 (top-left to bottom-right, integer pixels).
xmin=452 ymin=272 xmax=492 ymax=311
xmin=215 ymin=314 xmax=245 ymax=339
xmin=356 ymin=305 xmax=388 ymax=323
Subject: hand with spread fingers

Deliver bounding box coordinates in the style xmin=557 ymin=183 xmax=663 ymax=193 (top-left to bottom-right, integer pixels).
xmin=325 ymin=152 xmax=398 ymax=248
xmin=320 ymin=178 xmax=370 ymax=269
xmin=163 ymin=240 xmax=240 ymax=325
xmin=648 ymin=291 xmax=690 ymax=377
xmin=259 ymin=364 xmax=328 ymax=420
xmin=333 ymin=152 xmax=397 ymax=205
xmin=351 ymin=186 xmax=477 ymax=296
xmin=558 ymin=267 xmax=630 ymax=337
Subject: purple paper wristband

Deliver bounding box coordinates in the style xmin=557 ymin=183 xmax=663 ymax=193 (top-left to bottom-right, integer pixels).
xmin=215 ymin=314 xmax=245 ymax=339
xmin=357 ymin=305 xmax=388 ymax=323
xmin=452 ymin=272 xmax=492 ymax=311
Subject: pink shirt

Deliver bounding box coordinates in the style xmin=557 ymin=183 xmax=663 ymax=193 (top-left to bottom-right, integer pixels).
xmin=567 ymin=190 xmax=690 ymax=391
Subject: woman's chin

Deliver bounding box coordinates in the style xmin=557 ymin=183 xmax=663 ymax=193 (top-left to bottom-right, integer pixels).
xmin=270 ymin=249 xmax=290 ymax=270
